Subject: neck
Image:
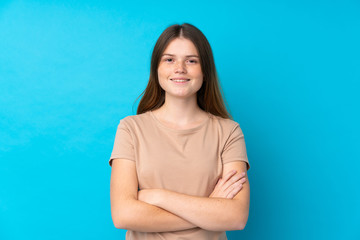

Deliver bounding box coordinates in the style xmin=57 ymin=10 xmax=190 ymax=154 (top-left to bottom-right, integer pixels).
xmin=155 ymin=93 xmax=205 ymax=125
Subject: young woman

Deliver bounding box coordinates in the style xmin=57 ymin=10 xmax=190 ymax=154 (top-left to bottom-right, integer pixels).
xmin=109 ymin=23 xmax=250 ymax=240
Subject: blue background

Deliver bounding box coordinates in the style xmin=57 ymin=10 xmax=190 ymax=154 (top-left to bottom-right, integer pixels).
xmin=1 ymin=0 xmax=359 ymax=239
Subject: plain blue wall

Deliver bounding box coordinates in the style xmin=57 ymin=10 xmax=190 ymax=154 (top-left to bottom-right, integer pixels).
xmin=1 ymin=0 xmax=359 ymax=239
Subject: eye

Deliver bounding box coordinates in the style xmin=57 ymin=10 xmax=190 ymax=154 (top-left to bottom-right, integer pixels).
xmin=187 ymin=59 xmax=198 ymax=64
xmin=164 ymin=58 xmax=173 ymax=62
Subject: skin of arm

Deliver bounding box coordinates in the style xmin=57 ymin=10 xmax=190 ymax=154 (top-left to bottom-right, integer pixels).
xmin=138 ymin=161 xmax=250 ymax=232
xmin=110 ymin=158 xmax=198 ymax=232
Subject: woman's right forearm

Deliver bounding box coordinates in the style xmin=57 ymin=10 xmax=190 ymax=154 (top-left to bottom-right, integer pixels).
xmin=114 ymin=199 xmax=198 ymax=232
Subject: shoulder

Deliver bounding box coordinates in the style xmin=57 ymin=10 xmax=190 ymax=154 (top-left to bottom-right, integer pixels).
xmin=210 ymin=114 xmax=243 ymax=135
xmin=118 ymin=111 xmax=151 ymax=129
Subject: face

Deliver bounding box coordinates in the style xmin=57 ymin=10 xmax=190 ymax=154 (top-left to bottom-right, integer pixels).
xmin=157 ymin=37 xmax=203 ymax=99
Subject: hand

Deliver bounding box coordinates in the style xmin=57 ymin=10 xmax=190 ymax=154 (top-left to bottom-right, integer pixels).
xmin=209 ymin=170 xmax=247 ymax=199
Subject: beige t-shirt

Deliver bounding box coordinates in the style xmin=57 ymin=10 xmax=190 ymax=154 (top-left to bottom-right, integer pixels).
xmin=109 ymin=110 xmax=250 ymax=240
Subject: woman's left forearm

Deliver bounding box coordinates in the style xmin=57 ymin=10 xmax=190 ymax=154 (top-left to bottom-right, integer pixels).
xmin=138 ymin=188 xmax=248 ymax=231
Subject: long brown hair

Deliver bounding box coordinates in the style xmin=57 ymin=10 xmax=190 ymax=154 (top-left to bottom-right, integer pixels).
xmin=135 ymin=23 xmax=232 ymax=119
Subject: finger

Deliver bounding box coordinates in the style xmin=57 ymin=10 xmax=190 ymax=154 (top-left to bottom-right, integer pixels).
xmin=222 ymin=174 xmax=247 ymax=197
xmin=226 ymin=186 xmax=239 ymax=199
xmin=211 ymin=176 xmax=225 ymax=196
xmin=222 ymin=172 xmax=245 ymax=192
xmin=212 ymin=171 xmax=245 ymax=198
xmin=220 ymin=170 xmax=238 ymax=186
xmin=226 ymin=181 xmax=244 ymax=199
xmin=211 ymin=172 xmax=236 ymax=197
xmin=239 ymin=177 xmax=247 ymax=184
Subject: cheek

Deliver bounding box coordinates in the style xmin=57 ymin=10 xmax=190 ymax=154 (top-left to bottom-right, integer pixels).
xmin=194 ymin=66 xmax=203 ymax=78
xmin=157 ymin=68 xmax=167 ymax=90
xmin=158 ymin=64 xmax=170 ymax=75
xmin=196 ymin=71 xmax=204 ymax=83
xmin=197 ymin=72 xmax=204 ymax=89
xmin=196 ymin=79 xmax=204 ymax=90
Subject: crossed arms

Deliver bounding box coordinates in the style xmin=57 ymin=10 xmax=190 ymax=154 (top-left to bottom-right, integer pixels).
xmin=110 ymin=158 xmax=250 ymax=232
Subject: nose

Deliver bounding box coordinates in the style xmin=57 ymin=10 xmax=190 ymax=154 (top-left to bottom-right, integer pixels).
xmin=174 ymin=61 xmax=187 ymax=73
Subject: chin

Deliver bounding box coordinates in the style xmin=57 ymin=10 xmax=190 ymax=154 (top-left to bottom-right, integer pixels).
xmin=166 ymin=92 xmax=197 ymax=99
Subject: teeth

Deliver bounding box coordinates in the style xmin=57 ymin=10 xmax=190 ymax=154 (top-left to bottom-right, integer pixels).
xmin=172 ymin=79 xmax=189 ymax=82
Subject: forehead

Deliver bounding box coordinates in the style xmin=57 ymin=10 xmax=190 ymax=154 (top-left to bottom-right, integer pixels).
xmin=162 ymin=38 xmax=199 ymax=56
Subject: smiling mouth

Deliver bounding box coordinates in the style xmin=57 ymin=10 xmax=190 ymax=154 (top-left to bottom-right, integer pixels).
xmin=170 ymin=78 xmax=190 ymax=82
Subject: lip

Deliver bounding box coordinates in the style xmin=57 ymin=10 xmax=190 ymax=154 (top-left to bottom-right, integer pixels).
xmin=170 ymin=78 xmax=190 ymax=85
xmin=170 ymin=78 xmax=190 ymax=80
xmin=170 ymin=78 xmax=190 ymax=84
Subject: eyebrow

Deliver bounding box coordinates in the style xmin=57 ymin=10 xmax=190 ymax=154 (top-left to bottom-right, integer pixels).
xmin=162 ymin=53 xmax=200 ymax=58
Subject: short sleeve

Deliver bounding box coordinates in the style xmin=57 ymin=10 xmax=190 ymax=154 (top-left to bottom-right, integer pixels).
xmin=221 ymin=124 xmax=250 ymax=170
xmin=108 ymin=119 xmax=135 ymax=167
